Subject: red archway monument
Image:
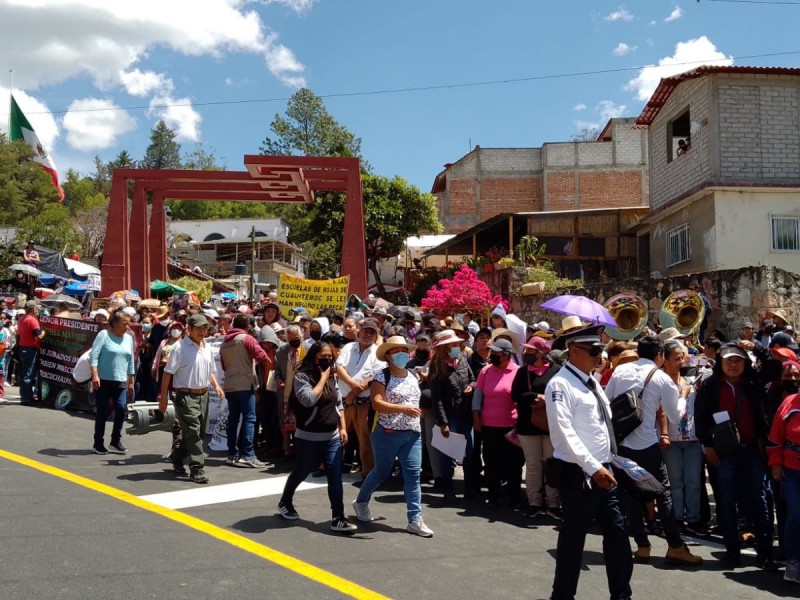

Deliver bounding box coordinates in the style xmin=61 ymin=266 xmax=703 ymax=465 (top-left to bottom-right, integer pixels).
xmin=102 ymin=155 xmax=367 ymax=299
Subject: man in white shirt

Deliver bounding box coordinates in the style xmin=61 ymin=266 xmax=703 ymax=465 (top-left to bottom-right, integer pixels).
xmin=158 ymin=314 xmax=224 ymax=484
xmin=336 ymin=318 xmax=384 ymax=478
xmin=545 ymin=323 xmax=632 ymax=600
xmin=605 ymin=336 xmax=701 ymax=566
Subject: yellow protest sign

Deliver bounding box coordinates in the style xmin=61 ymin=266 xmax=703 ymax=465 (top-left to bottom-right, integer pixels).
xmin=277 ymin=274 xmax=350 ymax=317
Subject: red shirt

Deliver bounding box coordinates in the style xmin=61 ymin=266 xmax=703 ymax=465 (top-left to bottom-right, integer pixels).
xmin=718 ymin=381 xmax=756 ymax=445
xmin=768 ymin=393 xmax=800 ymax=471
xmin=18 ymin=314 xmax=42 ymax=349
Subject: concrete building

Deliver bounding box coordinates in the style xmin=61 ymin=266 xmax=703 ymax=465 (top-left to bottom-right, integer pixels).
xmin=634 ymin=66 xmax=800 ymax=277
xmin=168 ymin=218 xmax=289 ymax=244
xmin=431 ymin=118 xmax=649 ymax=234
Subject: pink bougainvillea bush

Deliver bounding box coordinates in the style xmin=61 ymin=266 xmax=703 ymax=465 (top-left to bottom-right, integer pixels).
xmin=421 ymin=264 xmax=506 ymax=316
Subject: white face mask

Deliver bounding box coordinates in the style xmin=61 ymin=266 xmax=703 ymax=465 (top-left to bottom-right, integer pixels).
xmin=170 ymin=328 xmax=182 ymax=338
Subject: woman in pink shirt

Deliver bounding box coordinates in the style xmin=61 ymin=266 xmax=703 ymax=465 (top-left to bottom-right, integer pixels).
xmin=472 ymin=337 xmax=521 ymax=509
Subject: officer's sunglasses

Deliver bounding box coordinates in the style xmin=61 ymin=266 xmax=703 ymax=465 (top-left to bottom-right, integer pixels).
xmin=572 ymin=344 xmax=604 ymax=357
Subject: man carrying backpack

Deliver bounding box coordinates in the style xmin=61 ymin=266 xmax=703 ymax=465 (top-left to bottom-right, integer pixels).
xmin=605 ymin=336 xmax=701 ymax=566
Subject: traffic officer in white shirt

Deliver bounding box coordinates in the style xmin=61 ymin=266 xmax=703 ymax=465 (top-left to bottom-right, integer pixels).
xmin=605 ymin=336 xmax=702 ymax=566
xmin=545 ymin=324 xmax=632 ymax=600
xmin=158 ymin=314 xmax=224 ymax=484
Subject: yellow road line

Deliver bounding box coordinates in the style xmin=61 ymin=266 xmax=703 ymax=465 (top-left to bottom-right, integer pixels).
xmin=0 ymin=448 xmax=390 ymax=600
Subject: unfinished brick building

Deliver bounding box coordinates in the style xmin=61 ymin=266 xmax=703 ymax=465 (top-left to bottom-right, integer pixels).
xmin=431 ymin=117 xmax=650 ymax=234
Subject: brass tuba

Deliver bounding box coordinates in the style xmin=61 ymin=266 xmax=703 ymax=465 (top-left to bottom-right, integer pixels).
xmin=604 ymin=293 xmax=647 ymax=341
xmin=660 ymin=289 xmax=706 ymax=336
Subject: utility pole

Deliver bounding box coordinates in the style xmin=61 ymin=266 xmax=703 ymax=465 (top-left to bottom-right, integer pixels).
xmin=250 ymin=225 xmax=256 ymax=302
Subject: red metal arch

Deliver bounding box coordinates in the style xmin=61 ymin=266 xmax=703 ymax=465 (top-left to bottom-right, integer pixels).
xmin=102 ymin=155 xmax=367 ymax=298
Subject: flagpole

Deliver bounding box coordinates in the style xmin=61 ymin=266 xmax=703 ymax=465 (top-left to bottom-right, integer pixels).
xmin=7 ymin=67 xmax=12 ymax=135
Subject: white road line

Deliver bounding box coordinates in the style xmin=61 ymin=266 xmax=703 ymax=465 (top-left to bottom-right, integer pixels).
xmin=140 ymin=473 xmax=361 ymax=509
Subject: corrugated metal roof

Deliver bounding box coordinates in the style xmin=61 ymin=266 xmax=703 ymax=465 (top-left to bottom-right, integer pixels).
xmin=635 ymin=66 xmax=800 ymax=127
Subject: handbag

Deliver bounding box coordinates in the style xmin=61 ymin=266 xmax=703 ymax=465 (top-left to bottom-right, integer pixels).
xmin=542 ymin=457 xmax=563 ymax=489
xmin=611 ymin=455 xmax=665 ymax=502
xmin=608 ymin=368 xmax=658 ymax=444
xmin=711 ymin=420 xmax=741 ymax=457
xmin=72 ymin=349 xmax=92 ymax=385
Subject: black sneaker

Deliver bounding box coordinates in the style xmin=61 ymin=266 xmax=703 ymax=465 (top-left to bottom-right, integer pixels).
xmin=91 ymin=444 xmax=108 ymax=455
xmin=278 ymin=500 xmax=299 ymax=520
xmin=109 ymin=441 xmax=127 ymax=454
xmin=189 ymin=469 xmax=209 ymax=484
xmin=755 ymin=557 xmax=780 ymax=572
xmin=330 ymin=516 xmax=357 ymax=533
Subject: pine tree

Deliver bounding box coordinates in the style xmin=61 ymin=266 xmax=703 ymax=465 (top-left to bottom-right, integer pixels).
xmin=140 ymin=121 xmax=182 ymax=169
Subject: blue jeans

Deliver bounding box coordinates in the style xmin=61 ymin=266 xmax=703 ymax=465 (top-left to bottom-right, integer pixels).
xmin=439 ymin=412 xmax=474 ymax=489
xmin=713 ymin=446 xmax=772 ymax=558
xmin=357 ymin=426 xmax=423 ymax=523
xmin=18 ymin=347 xmax=38 ymax=403
xmin=281 ymin=435 xmax=344 ymax=519
xmin=552 ymin=461 xmax=632 ymax=600
xmin=662 ymin=441 xmax=703 ymax=524
xmin=783 ymin=467 xmax=800 ymax=561
xmin=226 ymin=389 xmax=256 ymax=458
xmin=94 ymin=380 xmax=127 ymax=446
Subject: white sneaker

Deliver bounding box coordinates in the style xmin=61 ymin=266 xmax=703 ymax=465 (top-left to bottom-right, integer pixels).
xmin=406 ymin=517 xmax=434 ymax=538
xmin=352 ymin=499 xmax=372 ymax=522
xmin=238 ymin=455 xmax=267 ymax=469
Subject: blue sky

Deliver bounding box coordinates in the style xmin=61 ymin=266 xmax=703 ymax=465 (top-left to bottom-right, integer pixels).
xmin=1 ymin=0 xmax=798 ymax=193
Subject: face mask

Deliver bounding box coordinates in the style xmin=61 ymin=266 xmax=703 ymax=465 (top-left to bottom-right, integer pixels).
xmin=448 ymin=347 xmax=461 ymax=359
xmin=391 ymin=352 xmax=410 ymax=369
xmin=310 ymin=330 xmax=322 ymax=341
xmin=523 ymin=353 xmax=537 ymax=366
xmin=489 ymin=354 xmax=503 ymax=366
xmin=142 ymin=323 xmax=152 ymax=333
xmin=170 ymin=328 xmax=182 ymax=338
xmin=782 ymin=380 xmax=800 ymax=394
xmin=415 ymin=350 xmax=430 ymax=363
xmin=289 ymin=339 xmax=302 ymax=349
xmin=317 ymin=358 xmax=333 ymax=371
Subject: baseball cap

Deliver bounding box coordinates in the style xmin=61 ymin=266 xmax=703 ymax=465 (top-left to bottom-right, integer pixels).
xmin=489 ymin=338 xmax=514 ymax=353
xmin=360 ymin=317 xmax=380 ymax=332
xmin=187 ymin=314 xmax=209 ymax=328
xmin=719 ymin=344 xmax=748 ymax=361
xmin=25 ymin=300 xmax=38 ymax=310
xmin=770 ymin=332 xmax=795 ymax=348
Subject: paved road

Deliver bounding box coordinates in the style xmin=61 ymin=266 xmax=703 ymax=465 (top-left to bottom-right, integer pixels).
xmin=0 ymin=391 xmax=793 ymax=599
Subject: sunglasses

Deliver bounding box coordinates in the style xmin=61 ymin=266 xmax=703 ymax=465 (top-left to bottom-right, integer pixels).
xmin=573 ymin=344 xmax=604 ymax=357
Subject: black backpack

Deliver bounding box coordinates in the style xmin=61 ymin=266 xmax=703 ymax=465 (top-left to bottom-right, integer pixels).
xmin=609 ymin=368 xmax=657 ymax=444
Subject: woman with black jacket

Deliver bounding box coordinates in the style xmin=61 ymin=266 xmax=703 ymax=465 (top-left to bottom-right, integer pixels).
xmin=694 ymin=343 xmax=775 ymax=569
xmin=277 ymin=341 xmax=356 ymax=533
xmin=511 ymin=337 xmax=561 ymax=518
xmin=429 ymin=329 xmax=476 ymax=501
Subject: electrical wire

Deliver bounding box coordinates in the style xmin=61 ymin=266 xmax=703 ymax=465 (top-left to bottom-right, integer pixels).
xmin=26 ymin=49 xmax=800 ymax=116
xmin=704 ymin=0 xmax=800 ymax=5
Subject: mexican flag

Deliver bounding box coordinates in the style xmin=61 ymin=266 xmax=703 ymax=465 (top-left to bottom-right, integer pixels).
xmin=9 ymin=94 xmax=64 ymax=203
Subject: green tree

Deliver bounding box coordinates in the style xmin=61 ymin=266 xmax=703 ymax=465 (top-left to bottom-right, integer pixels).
xmin=62 ymin=169 xmax=105 ymax=214
xmin=140 ymin=120 xmax=182 ymax=169
xmin=92 ymin=155 xmax=111 ymax=196
xmin=107 ymin=149 xmax=137 ymax=172
xmin=14 ymin=204 xmax=79 ymax=253
xmin=182 ymin=144 xmax=222 ymax=170
xmin=260 ymin=88 xmax=363 ymax=159
xmin=570 ymin=126 xmax=601 ymax=142
xmin=0 ymin=133 xmax=60 ymax=225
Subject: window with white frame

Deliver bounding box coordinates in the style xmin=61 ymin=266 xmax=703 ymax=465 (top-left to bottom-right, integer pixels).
xmin=771 ymin=215 xmax=800 ymax=252
xmin=666 ymin=224 xmax=691 ymax=267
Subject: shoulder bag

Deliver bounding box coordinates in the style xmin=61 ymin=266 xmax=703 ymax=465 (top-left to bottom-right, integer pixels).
xmin=609 ymin=367 xmax=658 ymax=444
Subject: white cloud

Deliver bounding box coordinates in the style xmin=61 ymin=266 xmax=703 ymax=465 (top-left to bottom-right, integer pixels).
xmin=119 ymin=69 xmax=172 ymax=97
xmin=573 ymin=103 xmax=587 ymax=112
xmin=148 ymin=96 xmax=202 ymax=142
xmin=264 ymin=34 xmax=307 ymax=87
xmin=626 ymin=36 xmax=733 ymax=101
xmin=62 ymin=98 xmax=136 ymax=151
xmin=665 ymin=6 xmax=684 ymax=22
xmin=266 ymin=0 xmax=316 ymax=14
xmin=598 ymin=100 xmax=628 ymax=121
xmin=0 ymin=87 xmax=60 ymax=150
xmin=613 ymin=42 xmax=637 ymax=57
xmin=604 ymin=7 xmax=634 ymax=22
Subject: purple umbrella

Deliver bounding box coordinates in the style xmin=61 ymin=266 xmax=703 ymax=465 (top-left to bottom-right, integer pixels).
xmin=539 ymin=295 xmax=617 ymax=327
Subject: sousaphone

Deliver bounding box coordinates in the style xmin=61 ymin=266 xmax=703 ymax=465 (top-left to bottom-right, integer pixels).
xmin=660 ymin=289 xmax=705 ymax=336
xmin=604 ymin=293 xmax=647 ymax=341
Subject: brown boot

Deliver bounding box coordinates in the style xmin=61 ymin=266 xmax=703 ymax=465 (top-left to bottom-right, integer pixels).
xmin=633 ymin=546 xmax=651 ymax=563
xmin=666 ymin=543 xmax=703 ymax=566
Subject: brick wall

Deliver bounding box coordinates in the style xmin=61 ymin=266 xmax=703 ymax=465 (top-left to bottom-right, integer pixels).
xmin=545 ymin=172 xmax=577 ymax=210
xmin=479 ymin=177 xmax=543 ymax=221
xmin=578 ymin=171 xmax=643 ymax=209
xmin=719 ymin=82 xmax=800 ymax=180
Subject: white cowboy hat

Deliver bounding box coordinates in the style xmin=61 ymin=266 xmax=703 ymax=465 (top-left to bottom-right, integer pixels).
xmin=433 ymin=329 xmax=462 ymax=348
xmin=490 ymin=327 xmax=522 ymax=351
xmin=556 ymin=315 xmax=585 ymax=337
xmin=376 ymin=335 xmax=417 ymax=362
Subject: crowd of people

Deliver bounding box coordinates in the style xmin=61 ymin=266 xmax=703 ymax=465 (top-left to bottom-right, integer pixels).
xmin=7 ymin=289 xmax=800 ymax=596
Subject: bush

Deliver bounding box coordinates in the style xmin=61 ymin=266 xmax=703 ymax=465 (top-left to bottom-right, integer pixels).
xmin=523 ymin=267 xmax=582 ymax=292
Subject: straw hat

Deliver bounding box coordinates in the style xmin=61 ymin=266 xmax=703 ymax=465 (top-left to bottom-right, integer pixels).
xmin=154 ymin=305 xmax=170 ymax=319
xmin=450 ymin=322 xmax=470 ymax=341
xmin=433 ymin=329 xmax=462 ymax=348
xmin=556 ymin=315 xmax=585 ymax=337
xmin=139 ymin=298 xmax=161 ymax=310
xmin=611 ymin=349 xmax=639 ymax=369
xmin=376 ymin=335 xmax=417 ymax=361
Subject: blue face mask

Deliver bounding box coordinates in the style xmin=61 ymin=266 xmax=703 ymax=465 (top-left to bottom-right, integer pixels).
xmin=448 ymin=347 xmax=461 ymax=359
xmin=391 ymin=352 xmax=410 ymax=369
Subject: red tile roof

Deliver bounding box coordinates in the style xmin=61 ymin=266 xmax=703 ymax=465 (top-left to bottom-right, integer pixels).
xmin=635 ymin=66 xmax=800 ymax=127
